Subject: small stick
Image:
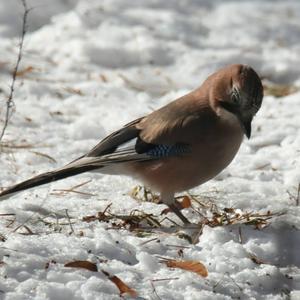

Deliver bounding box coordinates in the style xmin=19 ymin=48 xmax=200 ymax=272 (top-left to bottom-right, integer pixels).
xmin=238 ymin=226 xmax=243 ymax=244
xmin=139 ymin=237 xmax=159 ymax=246
xmin=152 ymin=277 xmax=179 ymax=282
xmin=296 ymin=183 xmax=300 ymax=206
xmin=65 ymin=209 xmax=74 ymax=234
xmin=150 ymin=281 xmax=162 ymax=300
xmin=0 ymin=0 xmax=31 ymax=141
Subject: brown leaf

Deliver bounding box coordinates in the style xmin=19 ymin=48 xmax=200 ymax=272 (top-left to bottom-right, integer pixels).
xmin=82 ymin=214 xmax=98 ymax=223
xmin=100 ymin=74 xmax=108 ymax=82
xmin=161 ymin=196 xmax=191 ymax=215
xmin=180 ymin=196 xmax=192 ymax=209
xmin=164 ymin=259 xmax=208 ymax=277
xmin=0 ymin=234 xmax=6 ymax=242
xmin=63 ymin=86 xmax=84 ymax=96
xmin=16 ymin=66 xmax=34 ymax=77
xmin=65 ymin=260 xmax=98 ymax=272
xmin=224 ymin=207 xmax=235 ymax=213
xmin=249 ymin=253 xmax=266 ymax=265
xmin=101 ymin=270 xmax=137 ymax=297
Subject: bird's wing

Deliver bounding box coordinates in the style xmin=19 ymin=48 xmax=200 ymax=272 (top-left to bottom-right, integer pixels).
xmin=85 ymin=117 xmax=143 ymax=157
xmin=137 ymin=93 xmax=216 ymax=146
xmin=77 ymin=94 xmax=215 ymax=166
xmin=78 ymin=115 xmax=191 ymax=165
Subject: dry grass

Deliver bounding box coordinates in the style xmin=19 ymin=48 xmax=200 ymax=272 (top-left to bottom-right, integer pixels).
xmin=263 ymin=83 xmax=299 ymax=98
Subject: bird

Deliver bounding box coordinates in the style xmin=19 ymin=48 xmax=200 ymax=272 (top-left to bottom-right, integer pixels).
xmin=0 ymin=64 xmax=263 ymax=224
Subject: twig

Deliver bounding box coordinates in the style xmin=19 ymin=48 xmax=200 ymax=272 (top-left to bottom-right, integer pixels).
xmin=297 ymin=183 xmax=300 ymax=206
xmin=13 ymin=223 xmax=36 ymax=235
xmin=213 ymin=272 xmax=243 ymax=293
xmin=29 ymin=150 xmax=57 ymax=163
xmin=50 ymin=189 xmax=95 ymax=197
xmin=238 ymin=226 xmax=243 ymax=244
xmin=150 ymin=281 xmax=162 ymax=300
xmin=0 ymin=141 xmax=49 ymax=149
xmin=139 ymin=237 xmax=159 ymax=246
xmin=19 ymin=224 xmax=35 ymax=235
xmin=65 ymin=209 xmax=74 ymax=234
xmin=0 ymin=0 xmax=30 ymax=141
xmin=166 ymin=244 xmax=191 ymax=249
xmin=50 ymin=179 xmax=95 ymax=196
xmin=152 ymin=277 xmax=179 ymax=282
xmin=0 ymin=213 xmax=16 ymax=217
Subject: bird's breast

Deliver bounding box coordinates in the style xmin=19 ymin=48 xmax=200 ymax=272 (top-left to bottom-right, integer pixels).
xmin=128 ymin=118 xmax=243 ymax=195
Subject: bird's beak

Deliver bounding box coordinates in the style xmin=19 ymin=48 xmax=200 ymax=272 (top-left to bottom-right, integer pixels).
xmin=242 ymin=119 xmax=252 ymax=139
xmin=219 ymin=101 xmax=253 ymax=139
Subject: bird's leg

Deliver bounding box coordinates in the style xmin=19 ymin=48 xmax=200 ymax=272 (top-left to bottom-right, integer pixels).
xmin=161 ymin=192 xmax=191 ymax=224
xmin=167 ymin=203 xmax=191 ymax=224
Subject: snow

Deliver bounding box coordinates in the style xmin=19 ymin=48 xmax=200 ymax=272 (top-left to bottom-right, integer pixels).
xmin=0 ymin=0 xmax=300 ymax=299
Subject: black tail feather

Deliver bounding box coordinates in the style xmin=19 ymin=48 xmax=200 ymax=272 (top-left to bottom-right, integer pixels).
xmin=0 ymin=164 xmax=99 ymax=199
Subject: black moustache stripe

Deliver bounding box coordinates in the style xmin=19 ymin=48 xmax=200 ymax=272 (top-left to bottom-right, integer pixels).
xmin=219 ymin=101 xmax=239 ymax=115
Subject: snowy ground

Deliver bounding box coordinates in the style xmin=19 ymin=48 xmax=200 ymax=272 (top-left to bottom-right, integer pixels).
xmin=0 ymin=0 xmax=300 ymax=299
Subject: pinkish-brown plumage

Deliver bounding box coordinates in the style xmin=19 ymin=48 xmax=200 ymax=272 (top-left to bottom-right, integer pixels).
xmin=130 ymin=108 xmax=243 ymax=199
xmin=0 ymin=64 xmax=263 ymax=223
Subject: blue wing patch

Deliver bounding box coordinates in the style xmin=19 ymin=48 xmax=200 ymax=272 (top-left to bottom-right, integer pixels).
xmin=102 ymin=137 xmax=190 ymax=163
xmin=146 ymin=144 xmax=190 ymax=158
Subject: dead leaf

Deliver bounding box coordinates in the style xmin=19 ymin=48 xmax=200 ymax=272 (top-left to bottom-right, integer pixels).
xmin=263 ymin=83 xmax=298 ymax=97
xmin=100 ymin=74 xmax=108 ymax=82
xmin=82 ymin=214 xmax=99 ymax=223
xmin=49 ymin=111 xmax=63 ymax=117
xmin=63 ymin=86 xmax=84 ymax=96
xmin=180 ymin=196 xmax=192 ymax=209
xmin=164 ymin=259 xmax=208 ymax=277
xmin=0 ymin=234 xmax=6 ymax=242
xmin=65 ymin=260 xmax=98 ymax=272
xmin=101 ymin=270 xmax=137 ymax=297
xmin=161 ymin=196 xmax=191 ymax=215
xmin=24 ymin=117 xmax=32 ymax=122
xmin=224 ymin=207 xmax=235 ymax=213
xmin=249 ymin=253 xmax=266 ymax=265
xmin=16 ymin=66 xmax=34 ymax=77
xmin=65 ymin=261 xmax=137 ymax=297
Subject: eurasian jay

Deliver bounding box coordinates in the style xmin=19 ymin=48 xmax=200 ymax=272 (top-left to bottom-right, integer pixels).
xmin=0 ymin=64 xmax=263 ymax=224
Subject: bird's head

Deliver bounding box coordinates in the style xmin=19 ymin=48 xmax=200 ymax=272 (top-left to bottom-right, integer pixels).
xmin=209 ymin=64 xmax=263 ymax=139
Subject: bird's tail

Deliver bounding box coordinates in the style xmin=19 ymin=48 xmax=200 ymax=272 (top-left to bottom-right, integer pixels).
xmin=0 ymin=161 xmax=100 ymax=200
xmin=0 ymin=146 xmax=152 ymax=200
